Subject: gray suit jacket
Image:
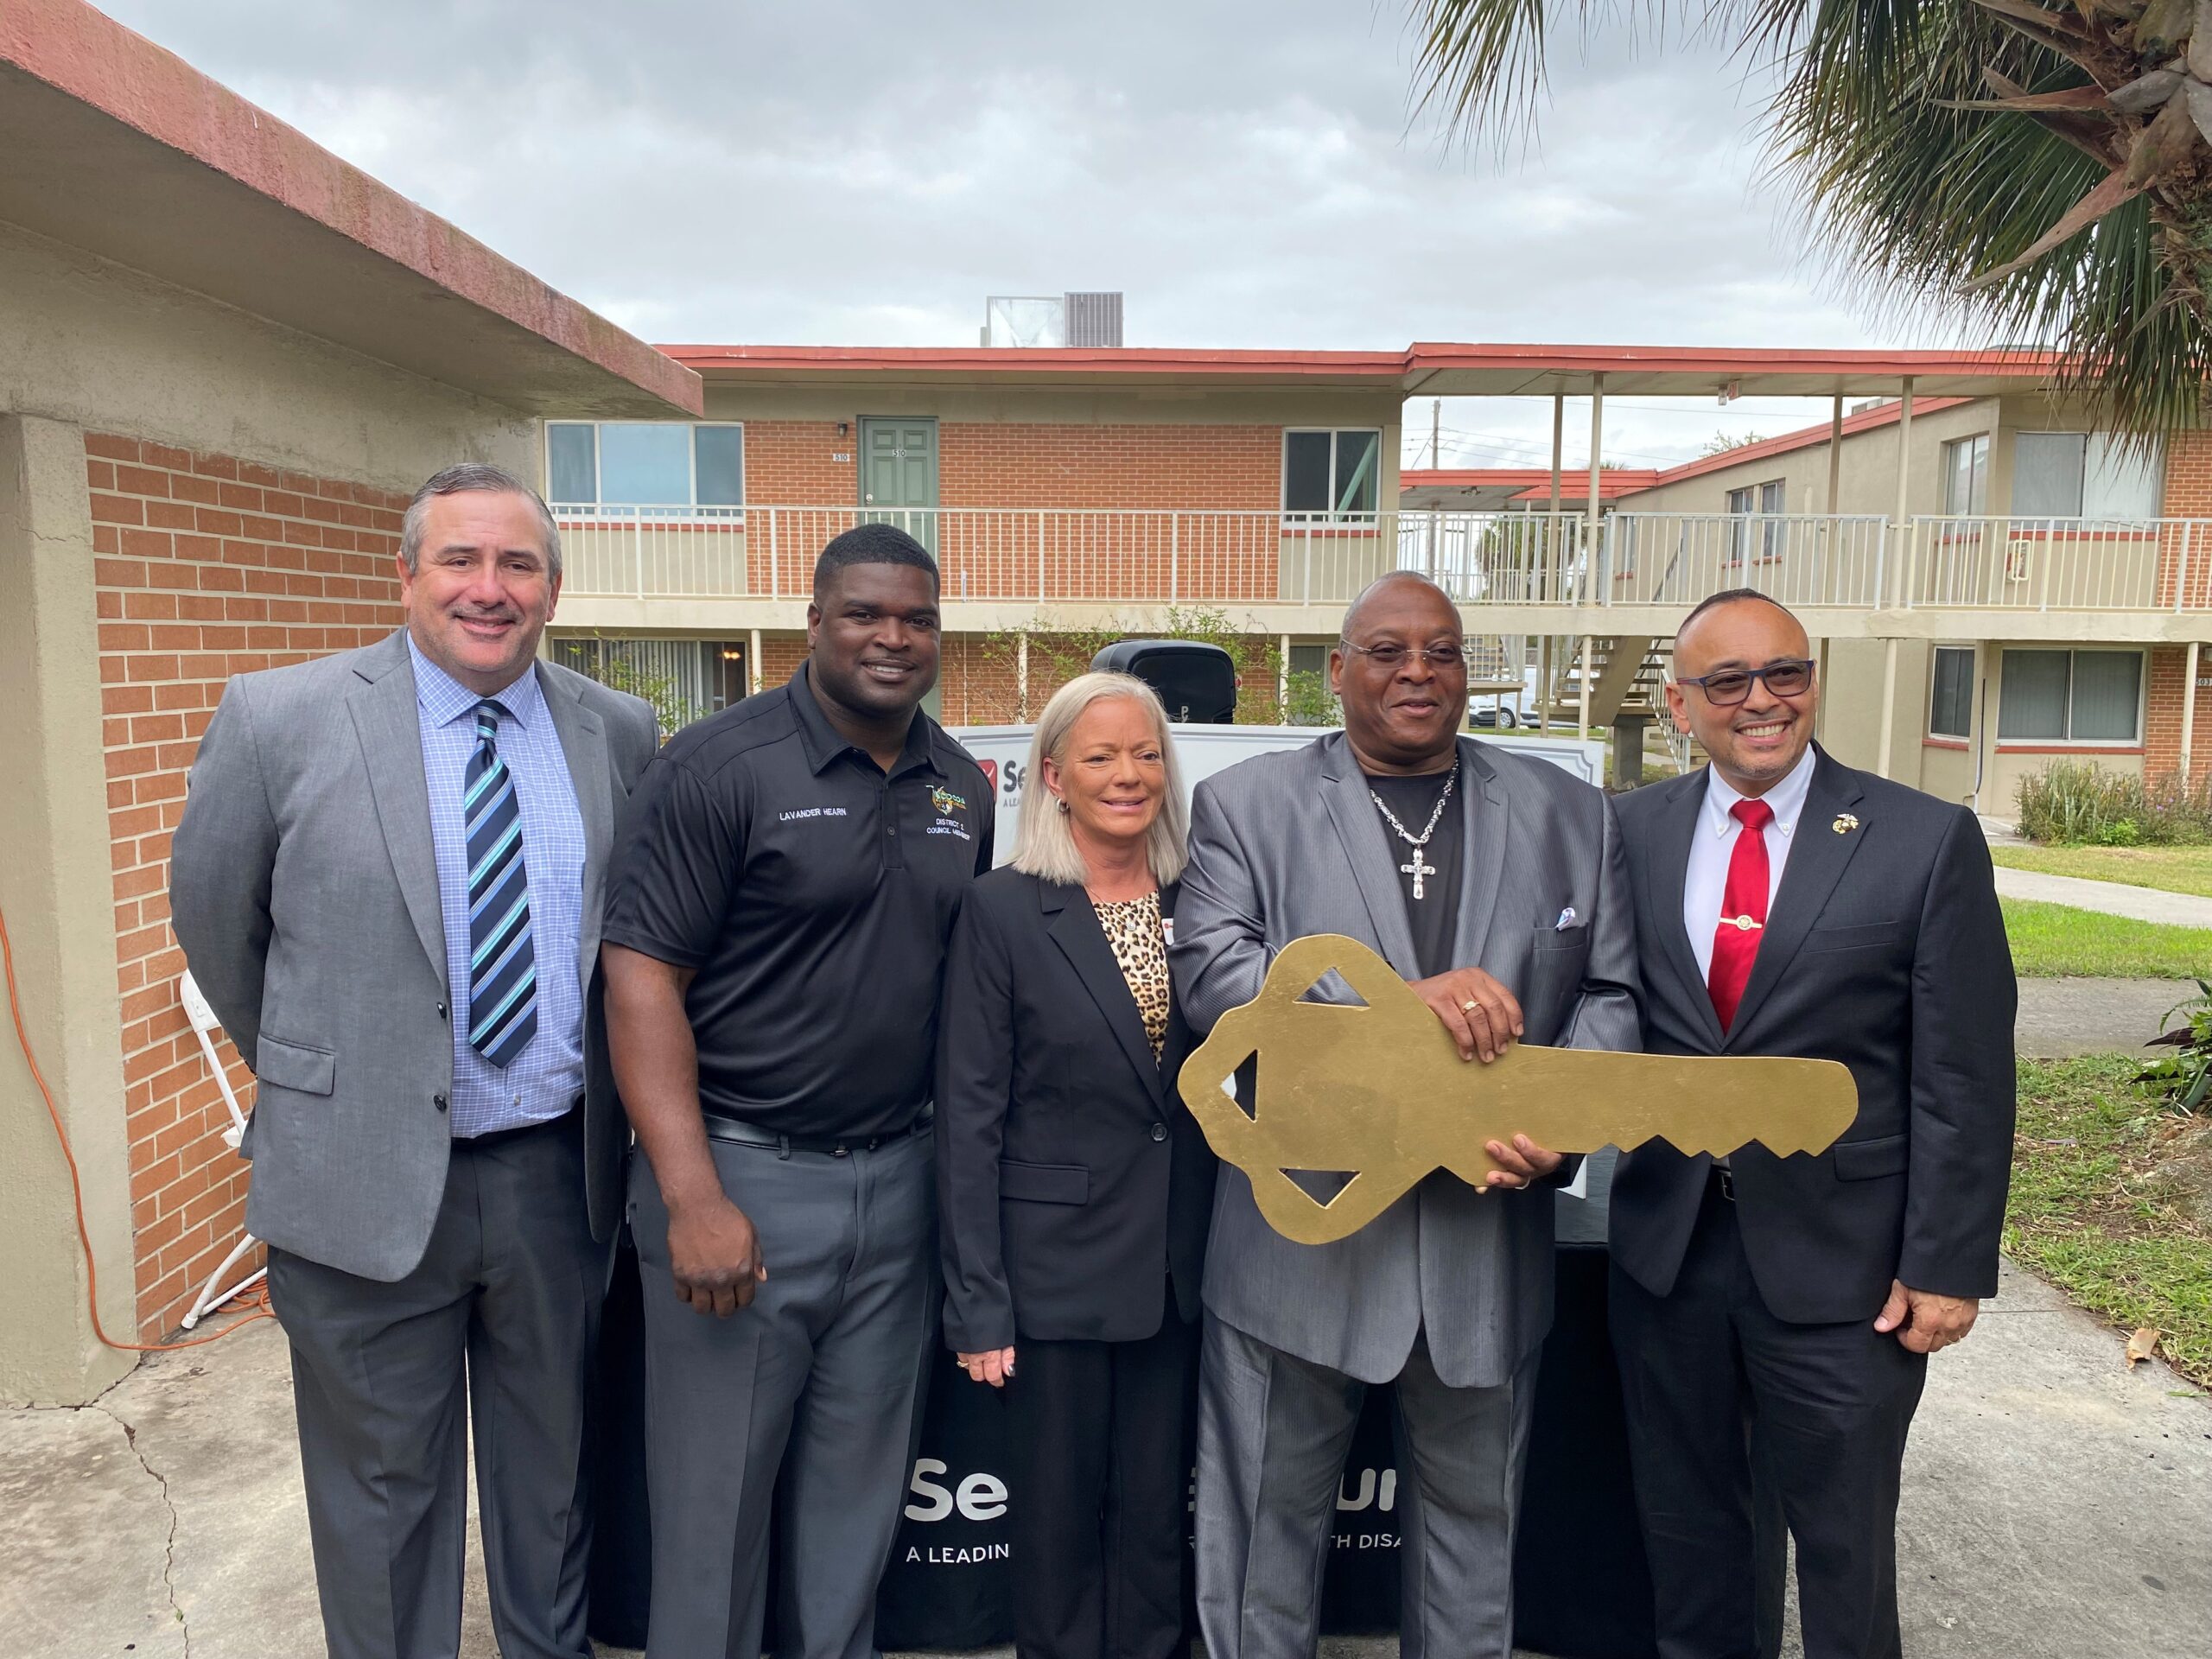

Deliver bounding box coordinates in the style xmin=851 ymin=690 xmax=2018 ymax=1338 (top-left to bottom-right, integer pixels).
xmin=170 ymin=628 xmax=658 ymax=1281
xmin=1170 ymin=732 xmax=1640 ymax=1388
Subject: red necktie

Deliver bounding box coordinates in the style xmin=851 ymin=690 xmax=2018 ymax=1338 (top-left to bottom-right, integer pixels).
xmin=1707 ymin=798 xmax=1775 ymax=1033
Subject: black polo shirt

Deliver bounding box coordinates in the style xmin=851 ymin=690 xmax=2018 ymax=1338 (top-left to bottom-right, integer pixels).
xmin=602 ymin=663 xmax=994 ymax=1137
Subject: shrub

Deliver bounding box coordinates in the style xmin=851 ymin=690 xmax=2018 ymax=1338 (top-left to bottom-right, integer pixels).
xmin=2017 ymin=763 xmax=2212 ymax=845
xmin=2139 ymin=979 xmax=2212 ymax=1114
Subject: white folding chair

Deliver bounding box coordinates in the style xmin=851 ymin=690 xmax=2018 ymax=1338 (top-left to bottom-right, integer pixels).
xmin=178 ymin=969 xmax=267 ymax=1328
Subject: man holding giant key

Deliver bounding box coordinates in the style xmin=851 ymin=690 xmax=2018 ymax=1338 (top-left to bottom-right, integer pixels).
xmin=1170 ymin=571 xmax=1641 ymax=1659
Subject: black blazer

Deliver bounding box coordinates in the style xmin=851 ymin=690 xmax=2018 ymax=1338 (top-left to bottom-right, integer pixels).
xmin=1609 ymin=748 xmax=2017 ymax=1325
xmin=937 ymin=868 xmax=1216 ymax=1352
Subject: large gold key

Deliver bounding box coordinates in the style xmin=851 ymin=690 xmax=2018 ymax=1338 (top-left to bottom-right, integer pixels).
xmin=1179 ymin=934 xmax=1859 ymax=1245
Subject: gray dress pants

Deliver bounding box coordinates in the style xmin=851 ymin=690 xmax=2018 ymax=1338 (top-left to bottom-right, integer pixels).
xmin=1194 ymin=1312 xmax=1538 ymax=1659
xmin=267 ymin=1110 xmax=605 ymax=1659
xmin=627 ymin=1126 xmax=935 ymax=1659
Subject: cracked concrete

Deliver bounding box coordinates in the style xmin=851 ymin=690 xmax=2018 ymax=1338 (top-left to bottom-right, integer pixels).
xmin=99 ymin=1401 xmax=188 ymax=1657
xmin=3 ymin=1261 xmax=2207 ymax=1658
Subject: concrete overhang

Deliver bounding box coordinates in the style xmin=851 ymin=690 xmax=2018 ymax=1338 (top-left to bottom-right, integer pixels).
xmin=1399 ymin=468 xmax=1662 ymax=510
xmin=662 ymin=343 xmax=2072 ymax=403
xmin=0 ymin=0 xmax=702 ymax=420
xmin=1400 ymin=344 xmax=2068 ymax=400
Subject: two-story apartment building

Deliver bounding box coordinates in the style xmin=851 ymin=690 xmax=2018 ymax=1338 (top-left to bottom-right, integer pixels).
xmin=544 ymin=346 xmax=1412 ymax=721
xmin=1407 ymin=387 xmax=2208 ymax=814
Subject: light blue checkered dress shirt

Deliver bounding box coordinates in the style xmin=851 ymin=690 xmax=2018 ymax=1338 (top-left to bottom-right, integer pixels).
xmin=409 ymin=638 xmax=587 ymax=1136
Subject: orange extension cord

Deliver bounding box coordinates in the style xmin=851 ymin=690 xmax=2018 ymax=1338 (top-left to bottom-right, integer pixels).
xmin=1 ymin=898 xmax=271 ymax=1351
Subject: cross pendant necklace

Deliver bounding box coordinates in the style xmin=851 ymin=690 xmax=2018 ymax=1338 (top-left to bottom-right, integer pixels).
xmin=1369 ymin=757 xmax=1459 ymax=901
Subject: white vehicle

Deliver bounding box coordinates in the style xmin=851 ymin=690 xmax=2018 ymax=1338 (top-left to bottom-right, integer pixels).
xmin=949 ymin=722 xmax=1609 ymax=868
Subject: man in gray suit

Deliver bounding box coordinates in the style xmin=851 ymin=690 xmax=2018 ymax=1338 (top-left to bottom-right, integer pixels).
xmin=171 ymin=463 xmax=658 ymax=1659
xmin=1171 ymin=572 xmax=1640 ymax=1659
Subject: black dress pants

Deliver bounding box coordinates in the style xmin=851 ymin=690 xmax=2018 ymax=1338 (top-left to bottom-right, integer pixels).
xmin=1611 ymin=1179 xmax=1927 ymax=1659
xmin=1002 ymin=1313 xmax=1198 ymax=1659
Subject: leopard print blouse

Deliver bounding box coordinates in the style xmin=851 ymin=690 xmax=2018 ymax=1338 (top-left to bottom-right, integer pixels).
xmin=1093 ymin=892 xmax=1170 ymax=1058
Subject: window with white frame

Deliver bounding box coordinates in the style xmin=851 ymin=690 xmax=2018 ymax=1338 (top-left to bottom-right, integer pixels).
xmin=1942 ymin=434 xmax=1990 ymax=516
xmin=1929 ymin=645 xmax=1974 ymax=740
xmin=1726 ymin=480 xmax=1786 ymax=560
xmin=545 ymin=422 xmax=745 ymax=512
xmin=2012 ymin=431 xmax=2163 ymax=519
xmin=1997 ymin=648 xmax=2143 ymax=743
xmin=1283 ymin=429 xmax=1381 ymax=520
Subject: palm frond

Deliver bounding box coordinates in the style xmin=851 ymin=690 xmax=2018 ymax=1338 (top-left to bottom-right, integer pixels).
xmin=1406 ymin=0 xmax=2212 ymax=433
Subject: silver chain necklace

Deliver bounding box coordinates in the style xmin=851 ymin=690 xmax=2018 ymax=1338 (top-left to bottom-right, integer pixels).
xmin=1369 ymin=757 xmax=1459 ymax=900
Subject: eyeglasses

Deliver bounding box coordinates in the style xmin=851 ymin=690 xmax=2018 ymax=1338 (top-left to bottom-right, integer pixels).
xmin=1675 ymin=659 xmax=1815 ymax=706
xmin=1338 ymin=639 xmax=1469 ymax=671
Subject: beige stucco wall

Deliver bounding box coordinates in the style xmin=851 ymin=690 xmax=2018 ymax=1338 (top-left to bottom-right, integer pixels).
xmin=0 ymin=216 xmax=543 ymax=1404
xmin=1 ymin=219 xmax=539 ymax=483
xmin=0 ymin=413 xmax=137 ymax=1403
xmin=1622 ymin=392 xmax=2148 ymax=524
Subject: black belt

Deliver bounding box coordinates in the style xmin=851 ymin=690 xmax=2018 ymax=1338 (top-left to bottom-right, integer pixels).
xmin=702 ymin=1108 xmax=933 ymax=1160
xmin=457 ymin=1100 xmax=580 ymax=1152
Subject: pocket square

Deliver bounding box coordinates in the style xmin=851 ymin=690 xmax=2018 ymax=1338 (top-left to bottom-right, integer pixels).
xmin=1555 ymin=906 xmax=1579 ymax=931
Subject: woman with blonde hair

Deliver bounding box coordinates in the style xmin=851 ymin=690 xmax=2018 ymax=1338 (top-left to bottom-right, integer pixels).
xmin=936 ymin=670 xmax=1216 ymax=1659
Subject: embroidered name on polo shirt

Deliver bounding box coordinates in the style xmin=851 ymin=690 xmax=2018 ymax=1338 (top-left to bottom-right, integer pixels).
xmin=778 ymin=806 xmax=850 ymax=823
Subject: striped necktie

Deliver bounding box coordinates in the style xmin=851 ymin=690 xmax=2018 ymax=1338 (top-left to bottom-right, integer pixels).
xmin=465 ymin=699 xmax=537 ymax=1068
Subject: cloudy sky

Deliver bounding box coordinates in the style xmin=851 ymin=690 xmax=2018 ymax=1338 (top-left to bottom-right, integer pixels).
xmin=97 ymin=1 xmax=1963 ymax=467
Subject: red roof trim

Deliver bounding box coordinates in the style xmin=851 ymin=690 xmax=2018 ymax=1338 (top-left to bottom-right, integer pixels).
xmin=662 ymin=341 xmax=2070 ymax=386
xmin=3 ymin=0 xmax=702 ymax=415
xmin=660 ymin=344 xmax=1413 ymax=378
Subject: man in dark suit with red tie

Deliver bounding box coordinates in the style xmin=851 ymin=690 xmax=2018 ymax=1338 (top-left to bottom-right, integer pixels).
xmin=1607 ymin=590 xmax=2016 ymax=1659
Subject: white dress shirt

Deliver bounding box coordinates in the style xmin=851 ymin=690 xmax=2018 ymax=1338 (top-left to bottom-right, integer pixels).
xmin=1683 ymin=744 xmax=1818 ymax=982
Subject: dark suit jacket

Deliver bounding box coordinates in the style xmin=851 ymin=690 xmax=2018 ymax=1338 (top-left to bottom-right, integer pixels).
xmin=936 ymin=868 xmax=1216 ymax=1352
xmin=1610 ymin=747 xmax=2016 ymax=1325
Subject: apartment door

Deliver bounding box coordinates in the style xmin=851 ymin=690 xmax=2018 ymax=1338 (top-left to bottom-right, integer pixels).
xmin=860 ymin=417 xmax=938 ymax=553
xmin=857 ymin=418 xmax=943 ymax=718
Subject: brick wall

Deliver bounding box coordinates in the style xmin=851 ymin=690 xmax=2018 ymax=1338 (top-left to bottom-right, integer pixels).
xmin=88 ymin=432 xmax=405 ymax=1338
xmin=2144 ymin=644 xmax=2210 ymax=779
xmin=938 ymin=423 xmax=1281 ymax=512
xmin=938 ymin=423 xmax=1285 ymax=601
xmin=730 ymin=418 xmax=1294 ymax=602
xmin=753 ymin=631 xmax=1282 ymax=728
xmin=2149 ymin=433 xmax=2212 ymax=777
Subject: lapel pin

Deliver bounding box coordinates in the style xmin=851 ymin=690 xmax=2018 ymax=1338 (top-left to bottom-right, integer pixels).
xmin=1832 ymin=813 xmax=1860 ymax=836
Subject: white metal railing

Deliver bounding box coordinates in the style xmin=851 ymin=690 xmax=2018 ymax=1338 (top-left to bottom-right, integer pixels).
xmin=1601 ymin=514 xmax=1891 ymax=608
xmin=1908 ymin=516 xmax=2198 ymax=612
xmin=550 ymin=504 xmax=2212 ymax=615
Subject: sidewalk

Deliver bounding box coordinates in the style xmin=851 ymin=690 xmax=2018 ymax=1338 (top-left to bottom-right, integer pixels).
xmin=4 ymin=1255 xmax=2208 ymax=1659
xmin=1991 ymin=864 xmax=2212 ymax=929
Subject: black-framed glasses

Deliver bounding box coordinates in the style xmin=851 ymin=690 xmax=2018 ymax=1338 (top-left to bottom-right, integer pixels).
xmin=1675 ymin=658 xmax=1815 ymax=706
xmin=1338 ymin=639 xmax=1470 ymax=671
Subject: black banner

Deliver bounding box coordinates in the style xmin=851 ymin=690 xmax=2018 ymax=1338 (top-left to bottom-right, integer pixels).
xmin=593 ymin=1246 xmax=1653 ymax=1657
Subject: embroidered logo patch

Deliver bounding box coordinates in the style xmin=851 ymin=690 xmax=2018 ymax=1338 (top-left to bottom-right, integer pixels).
xmin=931 ymin=785 xmax=968 ymax=817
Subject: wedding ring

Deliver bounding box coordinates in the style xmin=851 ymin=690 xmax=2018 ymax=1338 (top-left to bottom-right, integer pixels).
xmin=1460 ymin=998 xmax=1480 ymax=1013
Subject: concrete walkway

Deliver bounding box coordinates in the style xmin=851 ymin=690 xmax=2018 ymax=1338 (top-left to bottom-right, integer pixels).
xmin=3 ymin=1260 xmax=2207 ymax=1659
xmin=1993 ymin=864 xmax=2212 ymax=929
xmin=2016 ymin=977 xmax=2195 ymax=1058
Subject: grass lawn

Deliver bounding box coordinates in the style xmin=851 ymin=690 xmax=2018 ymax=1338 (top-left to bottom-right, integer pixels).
xmin=2000 ymin=898 xmax=2212 ymax=978
xmin=1992 ymin=842 xmax=2212 ymax=899
xmin=2009 ymin=1057 xmax=2212 ymax=1389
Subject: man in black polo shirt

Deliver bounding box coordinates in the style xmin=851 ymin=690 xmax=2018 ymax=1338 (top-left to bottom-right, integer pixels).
xmin=602 ymin=523 xmax=992 ymax=1659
